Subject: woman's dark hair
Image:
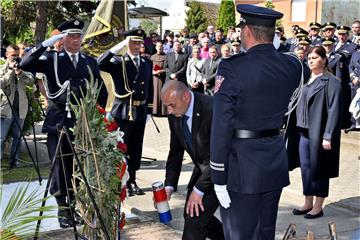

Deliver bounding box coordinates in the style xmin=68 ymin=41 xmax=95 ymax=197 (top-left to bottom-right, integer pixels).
xmin=308 ymin=46 xmax=330 ymax=71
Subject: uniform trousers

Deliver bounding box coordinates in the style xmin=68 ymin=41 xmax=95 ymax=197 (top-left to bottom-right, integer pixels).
xmin=48 ymin=132 xmax=74 ymax=198
xmin=182 ymin=188 xmax=224 ymax=240
xmin=299 ymin=134 xmax=329 ymax=197
xmin=115 ymin=119 xmax=146 ymax=172
xmin=220 ymin=189 xmax=282 ymax=240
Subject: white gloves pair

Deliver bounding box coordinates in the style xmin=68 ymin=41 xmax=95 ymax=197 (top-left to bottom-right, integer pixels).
xmin=42 ymin=33 xmax=67 ymax=48
xmin=214 ymin=184 xmax=231 ymax=209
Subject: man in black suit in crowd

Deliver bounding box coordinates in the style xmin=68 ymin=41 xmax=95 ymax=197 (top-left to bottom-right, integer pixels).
xmin=201 ymin=46 xmax=221 ymax=95
xmin=98 ymin=29 xmax=153 ymax=197
xmin=164 ymin=40 xmax=188 ymax=85
xmin=161 ymin=80 xmax=224 ymax=240
xmin=183 ymin=33 xmax=200 ymax=57
xmin=19 ymin=19 xmax=108 ymax=228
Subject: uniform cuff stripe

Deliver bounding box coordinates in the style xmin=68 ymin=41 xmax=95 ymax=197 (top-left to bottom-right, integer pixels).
xmin=210 ymin=165 xmax=225 ymax=171
xmin=210 ymin=161 xmax=224 ymax=167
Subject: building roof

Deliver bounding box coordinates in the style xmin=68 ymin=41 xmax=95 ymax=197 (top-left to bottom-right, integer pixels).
xmin=128 ymin=7 xmax=169 ymax=18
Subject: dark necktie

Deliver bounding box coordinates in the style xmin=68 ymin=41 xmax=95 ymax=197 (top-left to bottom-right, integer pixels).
xmin=182 ymin=115 xmax=192 ymax=150
xmin=71 ymin=54 xmax=77 ymax=69
xmin=133 ymin=57 xmax=139 ymax=70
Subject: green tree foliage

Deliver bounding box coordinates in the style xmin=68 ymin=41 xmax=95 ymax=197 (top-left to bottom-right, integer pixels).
xmin=1 ymin=0 xmax=97 ymax=45
xmin=185 ymin=1 xmax=207 ymax=34
xmin=217 ymin=0 xmax=236 ymax=33
xmin=202 ymin=3 xmax=219 ymax=29
xmin=264 ymin=0 xmax=275 ymax=9
xmin=263 ymin=0 xmax=282 ymax=28
xmin=140 ymin=19 xmax=158 ymax=35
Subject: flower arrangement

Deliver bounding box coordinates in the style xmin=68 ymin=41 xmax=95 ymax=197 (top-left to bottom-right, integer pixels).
xmin=70 ymin=77 xmax=127 ymax=239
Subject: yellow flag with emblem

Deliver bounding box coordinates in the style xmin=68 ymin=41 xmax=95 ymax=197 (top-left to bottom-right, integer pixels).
xmin=82 ymin=0 xmax=128 ymax=111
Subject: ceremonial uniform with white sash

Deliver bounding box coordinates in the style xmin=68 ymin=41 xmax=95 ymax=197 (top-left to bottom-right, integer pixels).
xmin=19 ymin=20 xmax=107 ymax=221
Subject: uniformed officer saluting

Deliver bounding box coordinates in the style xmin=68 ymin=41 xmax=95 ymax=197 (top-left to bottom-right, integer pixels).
xmin=98 ymin=29 xmax=153 ymax=196
xmin=210 ymin=4 xmax=302 ymax=240
xmin=19 ymin=19 xmax=108 ymax=228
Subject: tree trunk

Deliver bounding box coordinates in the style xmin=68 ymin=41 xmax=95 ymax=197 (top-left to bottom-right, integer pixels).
xmin=34 ymin=1 xmax=48 ymax=45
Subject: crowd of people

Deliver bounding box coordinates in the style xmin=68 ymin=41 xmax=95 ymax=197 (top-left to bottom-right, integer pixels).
xmin=0 ymin=3 xmax=359 ymax=239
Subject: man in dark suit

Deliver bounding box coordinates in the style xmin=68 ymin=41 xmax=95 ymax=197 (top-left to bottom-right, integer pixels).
xmin=164 ymin=40 xmax=188 ymax=84
xmin=351 ymin=20 xmax=360 ymax=44
xmin=201 ymin=46 xmax=221 ymax=95
xmin=183 ymin=33 xmax=200 ymax=57
xmin=98 ymin=29 xmax=153 ymax=197
xmin=210 ymin=5 xmax=302 ymax=240
xmin=19 ymin=19 xmax=108 ymax=228
xmin=161 ymin=80 xmax=224 ymax=240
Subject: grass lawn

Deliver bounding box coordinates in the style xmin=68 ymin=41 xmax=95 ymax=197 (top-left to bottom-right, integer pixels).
xmin=1 ymin=153 xmax=50 ymax=184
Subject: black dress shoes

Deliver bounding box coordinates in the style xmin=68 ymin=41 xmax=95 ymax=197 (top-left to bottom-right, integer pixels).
xmin=304 ymin=210 xmax=324 ymax=219
xmin=292 ymin=208 xmax=313 ymax=215
xmin=127 ymin=182 xmax=145 ymax=197
xmin=58 ymin=209 xmax=74 ymax=228
xmin=72 ymin=209 xmax=84 ymax=225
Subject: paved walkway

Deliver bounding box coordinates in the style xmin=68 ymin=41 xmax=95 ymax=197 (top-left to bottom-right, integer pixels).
xmin=2 ymin=117 xmax=359 ymax=239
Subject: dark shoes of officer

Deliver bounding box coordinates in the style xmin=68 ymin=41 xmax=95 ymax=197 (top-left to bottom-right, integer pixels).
xmin=58 ymin=208 xmax=74 ymax=228
xmin=127 ymin=181 xmax=145 ymax=197
xmin=56 ymin=197 xmax=84 ymax=228
xmin=127 ymin=170 xmax=145 ymax=197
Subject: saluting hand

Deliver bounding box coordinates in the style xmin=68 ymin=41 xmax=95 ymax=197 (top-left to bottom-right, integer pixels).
xmin=186 ymin=190 xmax=204 ymax=217
xmin=42 ymin=33 xmax=67 ymax=48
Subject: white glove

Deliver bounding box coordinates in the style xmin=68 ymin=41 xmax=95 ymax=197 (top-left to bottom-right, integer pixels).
xmin=273 ymin=34 xmax=281 ymax=50
xmin=146 ymin=114 xmax=151 ymax=123
xmin=214 ymin=184 xmax=231 ymax=209
xmin=105 ymin=112 xmax=113 ymax=121
xmin=110 ymin=38 xmax=129 ymax=54
xmin=42 ymin=33 xmax=67 ymax=48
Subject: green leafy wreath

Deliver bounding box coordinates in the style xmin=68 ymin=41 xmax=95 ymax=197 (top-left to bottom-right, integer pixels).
xmin=70 ymin=75 xmax=127 ymax=239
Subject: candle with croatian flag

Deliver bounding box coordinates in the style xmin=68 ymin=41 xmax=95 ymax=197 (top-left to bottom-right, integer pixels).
xmin=152 ymin=181 xmax=172 ymax=224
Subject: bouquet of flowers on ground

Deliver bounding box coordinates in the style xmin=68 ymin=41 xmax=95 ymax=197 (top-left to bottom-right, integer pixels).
xmin=71 ymin=75 xmax=127 ymax=239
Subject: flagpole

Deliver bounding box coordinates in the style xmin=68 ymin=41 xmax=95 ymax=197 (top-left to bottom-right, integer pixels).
xmin=124 ymin=0 xmax=128 ymax=30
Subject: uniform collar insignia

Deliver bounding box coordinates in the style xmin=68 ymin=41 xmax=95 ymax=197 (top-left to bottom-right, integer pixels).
xmin=80 ymin=53 xmax=86 ymax=58
xmin=124 ymin=56 xmax=129 ymax=61
xmin=59 ymin=52 xmax=65 ymax=56
xmin=141 ymin=58 xmax=145 ymax=63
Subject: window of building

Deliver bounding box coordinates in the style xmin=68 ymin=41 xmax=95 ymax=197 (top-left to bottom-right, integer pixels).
xmin=291 ymin=0 xmax=306 ymax=22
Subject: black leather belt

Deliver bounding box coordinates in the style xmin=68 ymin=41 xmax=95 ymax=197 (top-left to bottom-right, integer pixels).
xmin=233 ymin=128 xmax=280 ymax=139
